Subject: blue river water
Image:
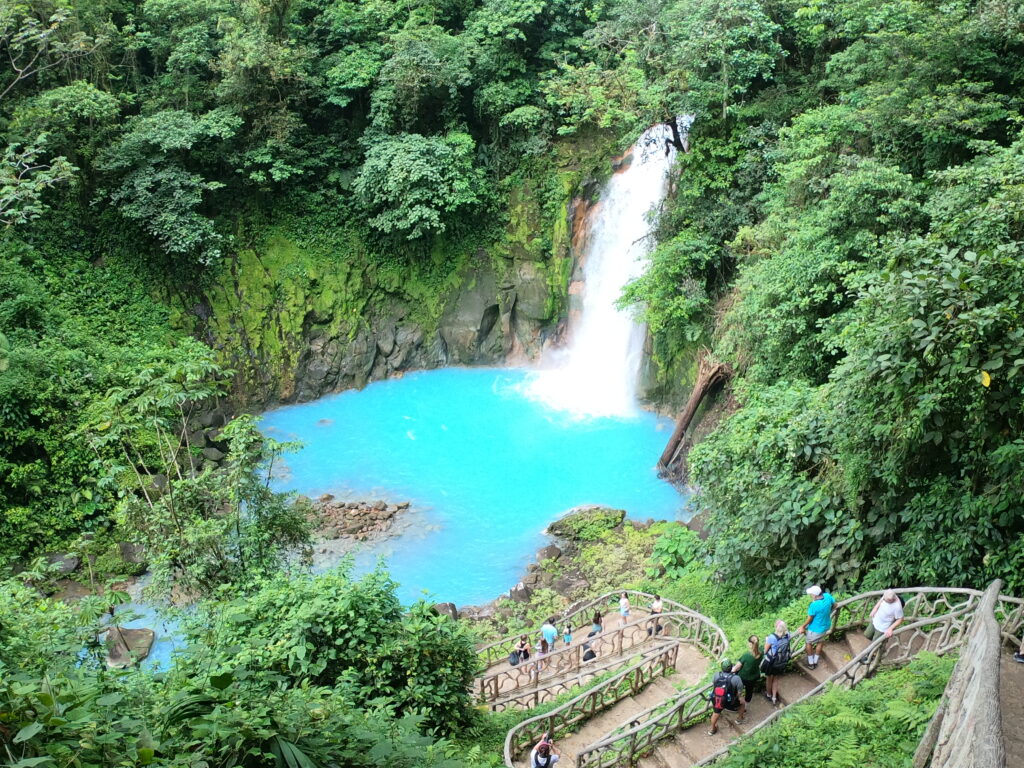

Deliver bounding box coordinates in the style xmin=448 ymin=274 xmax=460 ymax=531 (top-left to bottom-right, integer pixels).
xmin=259 ymin=367 xmax=687 ymax=606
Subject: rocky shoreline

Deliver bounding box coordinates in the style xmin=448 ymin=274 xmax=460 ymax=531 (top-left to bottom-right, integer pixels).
xmin=444 ymin=505 xmax=654 ymax=635
xmin=309 ymin=494 xmax=413 ymax=543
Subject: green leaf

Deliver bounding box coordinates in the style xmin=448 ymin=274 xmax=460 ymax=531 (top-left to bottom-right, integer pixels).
xmin=14 ymin=721 xmax=44 ymax=743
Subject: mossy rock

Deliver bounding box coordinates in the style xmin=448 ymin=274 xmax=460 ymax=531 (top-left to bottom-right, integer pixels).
xmin=547 ymin=505 xmax=626 ymax=542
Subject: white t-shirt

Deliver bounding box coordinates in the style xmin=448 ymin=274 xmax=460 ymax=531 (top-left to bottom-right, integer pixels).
xmin=619 ymin=596 xmax=630 ymax=613
xmin=530 ymin=748 xmax=560 ymax=767
xmin=872 ymin=599 xmax=904 ymax=632
xmin=651 ymin=598 xmax=663 ymax=614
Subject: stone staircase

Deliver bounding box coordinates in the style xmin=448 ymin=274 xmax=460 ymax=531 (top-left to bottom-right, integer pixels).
xmin=635 ymin=631 xmax=868 ymax=768
xmin=536 ymin=650 xmax=705 ymax=768
xmin=504 ymin=586 xmax=1017 ymax=768
xmin=477 ymin=611 xmax=658 ymax=708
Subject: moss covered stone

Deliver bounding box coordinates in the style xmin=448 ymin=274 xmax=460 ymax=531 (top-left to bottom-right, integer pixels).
xmin=547 ymin=505 xmax=627 ymax=542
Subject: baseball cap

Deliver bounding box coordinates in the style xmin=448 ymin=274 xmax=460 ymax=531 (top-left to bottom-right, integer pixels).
xmin=806 ymin=585 xmax=822 ymax=597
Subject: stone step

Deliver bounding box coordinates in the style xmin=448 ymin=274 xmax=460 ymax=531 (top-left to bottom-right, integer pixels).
xmin=654 ymin=734 xmax=696 ymax=767
xmin=845 ymin=630 xmax=870 ymax=657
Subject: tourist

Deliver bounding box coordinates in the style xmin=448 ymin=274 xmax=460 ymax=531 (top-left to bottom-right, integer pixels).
xmin=864 ymin=589 xmax=904 ymax=641
xmin=516 ymin=634 xmax=532 ymax=664
xmin=589 ymin=612 xmax=603 ymax=637
xmin=582 ymin=641 xmax=597 ymax=663
xmin=535 ymin=638 xmax=550 ymax=674
xmin=619 ymin=592 xmax=631 ymax=626
xmin=562 ymin=622 xmax=573 ymax=645
xmin=648 ymin=594 xmax=664 ymax=636
xmin=541 ymin=617 xmax=559 ymax=650
xmin=707 ymin=659 xmax=746 ymax=735
xmin=760 ymin=620 xmax=791 ymax=705
xmin=733 ymin=635 xmax=761 ymax=703
xmin=530 ymin=735 xmax=561 ymax=767
xmin=796 ymin=584 xmax=835 ymax=670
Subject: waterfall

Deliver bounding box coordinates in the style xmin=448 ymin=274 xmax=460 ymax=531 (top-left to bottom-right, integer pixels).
xmin=526 ymin=124 xmax=678 ymax=418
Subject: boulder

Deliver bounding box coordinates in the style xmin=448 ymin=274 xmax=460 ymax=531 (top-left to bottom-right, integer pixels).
xmin=547 ymin=505 xmax=627 ymax=542
xmin=509 ymin=582 xmax=533 ymax=603
xmin=552 ymin=574 xmax=590 ymax=598
xmin=458 ymin=603 xmax=496 ymax=621
xmin=199 ymin=409 xmax=226 ymax=429
xmin=45 ymin=552 xmax=81 ymax=575
xmin=117 ymin=542 xmax=147 ymax=565
xmin=432 ymin=602 xmax=459 ymax=621
xmin=537 ymin=543 xmax=563 ymax=562
xmin=202 ymin=446 xmax=226 ymax=462
xmin=187 ymin=429 xmax=207 ymax=448
xmin=105 ymin=627 xmax=155 ymax=669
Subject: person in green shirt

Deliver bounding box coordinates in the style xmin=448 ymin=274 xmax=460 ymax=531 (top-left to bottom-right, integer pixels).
xmin=731 ymin=634 xmax=762 ymax=702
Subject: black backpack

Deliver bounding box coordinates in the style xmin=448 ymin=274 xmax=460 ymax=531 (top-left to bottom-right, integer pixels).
xmin=711 ymin=672 xmax=738 ymax=709
xmin=760 ymin=633 xmax=791 ymax=672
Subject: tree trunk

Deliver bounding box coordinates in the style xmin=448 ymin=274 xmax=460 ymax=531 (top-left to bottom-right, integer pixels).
xmin=658 ymin=357 xmax=730 ymax=474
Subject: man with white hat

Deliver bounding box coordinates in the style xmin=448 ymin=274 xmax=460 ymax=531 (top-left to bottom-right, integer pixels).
xmin=796 ymin=584 xmax=834 ymax=670
xmin=865 ymin=589 xmax=904 ymax=641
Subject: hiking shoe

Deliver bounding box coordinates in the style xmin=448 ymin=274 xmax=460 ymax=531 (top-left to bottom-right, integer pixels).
xmin=808 ymin=662 xmax=818 ymax=670
xmin=706 ymin=730 xmax=717 ymax=736
xmin=1014 ymin=652 xmax=1024 ymax=663
xmin=736 ymin=717 xmax=747 ymax=724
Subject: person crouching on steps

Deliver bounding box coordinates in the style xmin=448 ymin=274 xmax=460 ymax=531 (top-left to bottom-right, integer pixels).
xmin=708 ymin=659 xmax=746 ymax=735
xmin=530 ymin=734 xmax=561 ymax=767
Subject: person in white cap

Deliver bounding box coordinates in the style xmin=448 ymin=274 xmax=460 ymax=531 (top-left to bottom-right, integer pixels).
xmin=796 ymin=584 xmax=834 ymax=670
xmin=865 ymin=589 xmax=904 ymax=641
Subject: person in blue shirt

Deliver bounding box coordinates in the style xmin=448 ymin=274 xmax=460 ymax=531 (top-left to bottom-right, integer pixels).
xmin=797 ymin=584 xmax=835 ymax=669
xmin=541 ymin=618 xmax=558 ymax=650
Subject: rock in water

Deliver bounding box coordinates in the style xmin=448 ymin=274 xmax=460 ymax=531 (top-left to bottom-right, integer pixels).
xmin=105 ymin=627 xmax=156 ymax=669
xmin=547 ymin=505 xmax=626 ymax=542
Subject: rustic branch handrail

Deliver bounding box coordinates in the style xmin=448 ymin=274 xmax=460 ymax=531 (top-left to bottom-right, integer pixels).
xmin=502 ymin=604 xmax=726 ymax=767
xmin=569 ymin=585 xmax=1016 ymax=768
xmin=477 ymin=590 xmax=689 ymax=667
xmin=478 ymin=609 xmax=723 ymax=703
xmin=489 ymin=640 xmax=679 ymax=713
xmin=580 ymin=600 xmax=978 ymax=768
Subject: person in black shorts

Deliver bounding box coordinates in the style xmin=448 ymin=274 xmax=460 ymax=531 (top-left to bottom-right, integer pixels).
xmin=708 ymin=660 xmax=746 ymax=735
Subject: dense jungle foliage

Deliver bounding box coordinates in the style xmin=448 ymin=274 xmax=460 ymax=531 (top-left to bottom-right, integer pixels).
xmin=2 ymin=0 xmax=1023 ymax=763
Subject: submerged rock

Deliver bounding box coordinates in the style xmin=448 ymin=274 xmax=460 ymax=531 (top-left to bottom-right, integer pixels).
xmin=105 ymin=627 xmax=155 ymax=669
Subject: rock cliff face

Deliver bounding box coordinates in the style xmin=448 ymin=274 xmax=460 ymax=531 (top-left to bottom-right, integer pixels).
xmin=182 ymin=183 xmax=576 ymax=407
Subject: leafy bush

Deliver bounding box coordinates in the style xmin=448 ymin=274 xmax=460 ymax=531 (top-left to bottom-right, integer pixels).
xmin=354 ymin=132 xmax=487 ymax=241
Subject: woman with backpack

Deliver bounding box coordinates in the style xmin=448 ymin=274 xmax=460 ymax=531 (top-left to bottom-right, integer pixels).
xmin=516 ymin=634 xmax=532 ymax=664
xmin=530 ymin=735 xmax=561 ymax=767
xmin=760 ymin=620 xmax=791 ymax=705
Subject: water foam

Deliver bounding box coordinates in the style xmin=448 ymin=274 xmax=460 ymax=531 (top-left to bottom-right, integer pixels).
xmin=525 ymin=125 xmax=677 ymax=418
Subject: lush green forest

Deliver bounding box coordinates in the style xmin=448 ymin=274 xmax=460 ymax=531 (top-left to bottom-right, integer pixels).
xmin=2 ymin=0 xmax=1023 ymax=763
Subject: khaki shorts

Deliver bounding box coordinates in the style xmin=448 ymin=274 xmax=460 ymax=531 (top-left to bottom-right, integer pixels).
xmin=806 ymin=630 xmax=827 ymax=644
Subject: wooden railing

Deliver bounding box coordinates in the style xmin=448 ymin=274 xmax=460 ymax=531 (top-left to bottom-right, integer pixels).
xmin=490 ymin=640 xmax=680 ymax=713
xmin=477 ymin=590 xmax=689 ymax=668
xmin=479 ymin=609 xmax=717 ymax=704
xmin=502 ymin=604 xmax=726 ymax=766
xmin=563 ymin=585 xmax=1016 ymax=768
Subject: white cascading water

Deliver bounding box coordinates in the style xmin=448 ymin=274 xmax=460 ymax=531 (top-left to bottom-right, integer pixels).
xmin=526 ymin=124 xmax=678 ymax=418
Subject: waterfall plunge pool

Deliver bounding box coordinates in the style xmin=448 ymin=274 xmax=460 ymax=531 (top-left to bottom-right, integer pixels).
xmin=260 ymin=367 xmax=689 ymax=606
